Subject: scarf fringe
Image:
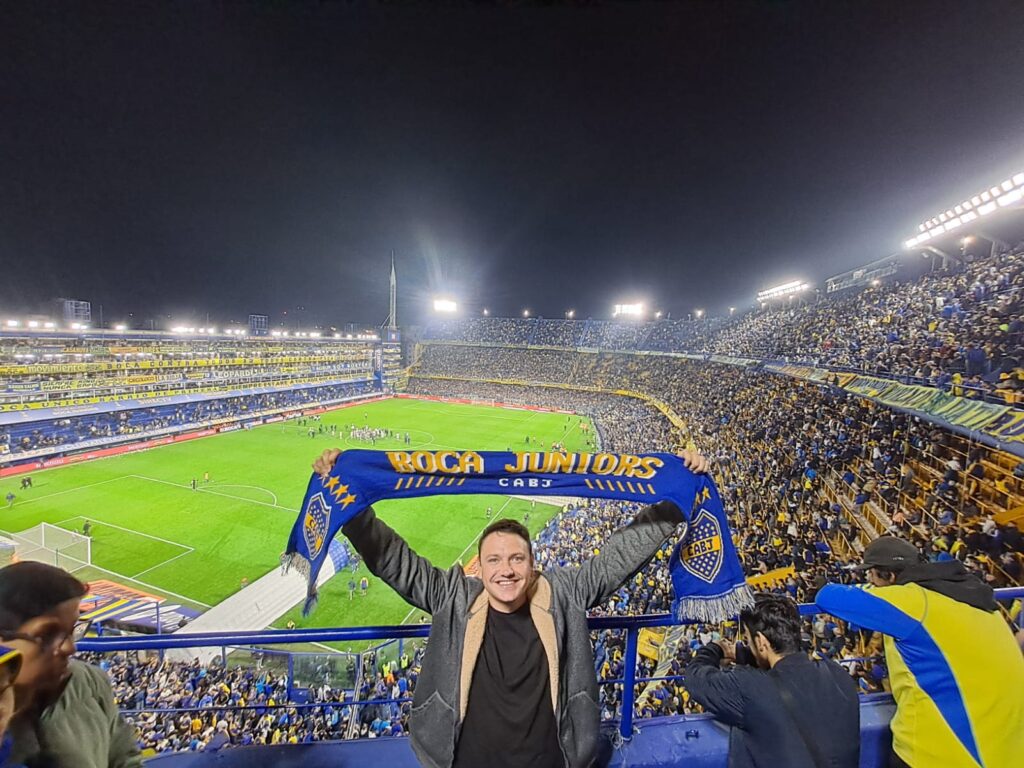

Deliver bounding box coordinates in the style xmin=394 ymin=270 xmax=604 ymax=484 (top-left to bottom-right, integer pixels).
xmin=673 ymin=584 xmax=754 ymax=624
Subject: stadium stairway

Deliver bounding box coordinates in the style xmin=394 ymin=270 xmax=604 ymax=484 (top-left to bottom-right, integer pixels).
xmin=144 ymin=696 xmax=897 ymax=766
xmin=168 ymin=560 xmax=339 ymax=664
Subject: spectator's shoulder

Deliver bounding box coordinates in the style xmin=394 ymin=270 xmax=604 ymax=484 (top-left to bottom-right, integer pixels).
xmin=66 ymin=658 xmax=117 ymax=701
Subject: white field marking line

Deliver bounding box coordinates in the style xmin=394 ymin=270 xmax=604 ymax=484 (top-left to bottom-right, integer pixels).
xmin=129 ymin=475 xmax=295 ymax=513
xmin=130 ymin=548 xmax=196 ymax=580
xmin=7 ymin=476 xmax=130 ymax=508
xmin=397 ymin=496 xmax=516 ymax=626
xmin=54 ymin=515 xmax=194 ymax=552
xmin=560 ymin=417 xmax=584 ymax=445
xmin=75 ymin=562 xmax=212 ymax=608
xmin=209 ymin=484 xmax=279 ymax=506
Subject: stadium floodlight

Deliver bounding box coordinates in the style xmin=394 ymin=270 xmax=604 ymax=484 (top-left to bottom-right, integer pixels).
xmin=5 ymin=320 xmax=19 ymax=328
xmin=756 ymin=281 xmax=809 ymax=302
xmin=433 ymin=298 xmax=457 ymax=313
xmin=906 ymin=168 xmax=1024 ymax=247
xmin=612 ymin=303 xmax=644 ymax=318
xmin=114 ymin=324 xmax=127 ymax=331
xmin=566 ymin=309 xmax=575 ymax=319
xmin=482 ymin=308 xmax=490 ymax=316
xmin=998 ymin=188 xmax=1023 ymax=207
xmin=523 ymin=309 xmax=530 ymax=318
xmin=27 ymin=320 xmax=39 ymax=328
xmin=271 ymin=330 xmax=282 ymax=337
xmin=333 ymin=332 xmax=340 ymax=338
xmin=729 ymin=307 xmax=736 ymax=315
xmin=654 ymin=311 xmax=662 ymax=319
xmin=43 ymin=321 xmax=55 ymax=329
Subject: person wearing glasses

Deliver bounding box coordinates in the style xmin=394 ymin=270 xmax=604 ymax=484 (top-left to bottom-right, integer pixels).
xmin=0 ymin=643 xmax=23 ymax=767
xmin=0 ymin=562 xmax=141 ymax=768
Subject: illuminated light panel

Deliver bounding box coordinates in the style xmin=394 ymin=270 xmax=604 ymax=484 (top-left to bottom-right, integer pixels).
xmin=906 ymin=170 xmax=1024 ymax=248
xmin=756 ymin=281 xmax=810 ymax=301
xmin=613 ymin=303 xmax=644 ymax=317
xmin=433 ymin=298 xmax=457 ymax=313
xmin=997 ymin=189 xmax=1023 ymax=206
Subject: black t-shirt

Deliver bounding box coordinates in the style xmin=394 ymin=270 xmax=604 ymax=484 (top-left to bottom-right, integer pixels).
xmin=453 ymin=603 xmax=564 ymax=768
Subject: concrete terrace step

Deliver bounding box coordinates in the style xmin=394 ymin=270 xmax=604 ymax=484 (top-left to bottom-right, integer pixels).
xmin=168 ymin=559 xmax=339 ymax=664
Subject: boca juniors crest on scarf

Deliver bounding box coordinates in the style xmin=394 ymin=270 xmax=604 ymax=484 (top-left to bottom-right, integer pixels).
xmin=284 ymin=449 xmax=752 ymax=622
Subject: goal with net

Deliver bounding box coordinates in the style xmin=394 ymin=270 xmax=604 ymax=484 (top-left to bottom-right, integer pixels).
xmin=2 ymin=523 xmax=92 ymax=573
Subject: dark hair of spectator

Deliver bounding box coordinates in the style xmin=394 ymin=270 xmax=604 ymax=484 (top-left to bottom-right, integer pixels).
xmin=0 ymin=562 xmax=88 ymax=629
xmin=478 ymin=519 xmax=533 ymax=559
xmin=871 ymin=567 xmax=898 ymax=582
xmin=739 ymin=593 xmax=802 ymax=655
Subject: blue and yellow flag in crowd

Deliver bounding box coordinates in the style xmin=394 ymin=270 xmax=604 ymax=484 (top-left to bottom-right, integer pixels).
xmin=284 ymin=449 xmax=752 ymax=622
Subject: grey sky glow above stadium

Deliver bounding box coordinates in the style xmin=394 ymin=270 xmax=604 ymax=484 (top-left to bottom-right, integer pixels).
xmin=3 ymin=0 xmax=1024 ymax=329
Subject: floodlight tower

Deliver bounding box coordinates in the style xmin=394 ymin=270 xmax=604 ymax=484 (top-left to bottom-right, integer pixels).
xmin=386 ymin=251 xmax=398 ymax=330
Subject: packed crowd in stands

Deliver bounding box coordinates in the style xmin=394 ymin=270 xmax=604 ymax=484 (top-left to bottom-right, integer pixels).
xmin=0 ymin=337 xmax=374 ymax=392
xmin=701 ymin=246 xmax=1024 ymax=394
xmin=419 ymin=243 xmax=1024 ymax=403
xmin=39 ymin=308 xmax=1024 ymax=750
xmin=0 ymin=381 xmax=377 ymax=460
xmin=77 ymin=642 xmax=426 ymax=754
xmin=409 ymin=347 xmax=1024 ymax=718
xmin=411 ymin=348 xmax=1024 ymax=590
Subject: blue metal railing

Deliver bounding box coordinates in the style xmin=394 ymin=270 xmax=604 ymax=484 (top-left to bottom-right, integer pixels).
xmin=78 ymin=586 xmax=1024 ymax=740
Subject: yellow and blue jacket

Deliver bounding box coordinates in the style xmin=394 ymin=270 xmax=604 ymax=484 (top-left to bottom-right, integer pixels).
xmin=816 ymin=581 xmax=1024 ymax=768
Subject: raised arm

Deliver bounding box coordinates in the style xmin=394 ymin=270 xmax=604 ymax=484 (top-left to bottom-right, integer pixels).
xmin=314 ymin=448 xmax=460 ymax=614
xmin=570 ymin=499 xmax=686 ymax=608
xmin=568 ymin=449 xmax=708 ymax=609
xmin=684 ymin=643 xmax=749 ymax=727
xmin=341 ymin=506 xmax=462 ymax=614
xmin=815 ymin=583 xmax=920 ymax=641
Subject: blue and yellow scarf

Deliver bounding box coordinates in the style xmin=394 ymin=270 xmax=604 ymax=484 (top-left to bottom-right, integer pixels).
xmin=284 ymin=449 xmax=752 ymax=622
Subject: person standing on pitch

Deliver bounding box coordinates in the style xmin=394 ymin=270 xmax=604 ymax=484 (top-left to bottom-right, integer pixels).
xmin=313 ymin=447 xmax=710 ymax=768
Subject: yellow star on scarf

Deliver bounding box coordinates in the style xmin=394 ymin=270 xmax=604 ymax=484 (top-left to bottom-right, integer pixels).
xmin=338 ymin=493 xmax=357 ymax=509
xmin=324 ymin=476 xmax=340 ymax=492
xmin=332 ymin=483 xmax=350 ymax=502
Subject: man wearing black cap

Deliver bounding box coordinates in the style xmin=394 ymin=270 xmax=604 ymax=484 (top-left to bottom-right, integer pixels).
xmin=816 ymin=536 xmax=1024 ymax=768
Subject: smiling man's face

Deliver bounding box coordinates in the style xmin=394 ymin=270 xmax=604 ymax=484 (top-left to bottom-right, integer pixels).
xmin=479 ymin=531 xmax=534 ymax=613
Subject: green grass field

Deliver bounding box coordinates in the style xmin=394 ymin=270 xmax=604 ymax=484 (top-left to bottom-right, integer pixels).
xmin=0 ymin=398 xmax=595 ymax=634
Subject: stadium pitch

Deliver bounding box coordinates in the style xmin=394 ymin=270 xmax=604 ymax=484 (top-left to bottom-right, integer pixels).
xmin=0 ymin=397 xmax=596 ymax=633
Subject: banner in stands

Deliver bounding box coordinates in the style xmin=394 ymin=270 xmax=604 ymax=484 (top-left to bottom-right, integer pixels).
xmin=983 ymin=410 xmax=1024 ymax=445
xmin=927 ymin=394 xmax=1008 ymax=430
xmin=80 ymin=580 xmax=202 ymax=633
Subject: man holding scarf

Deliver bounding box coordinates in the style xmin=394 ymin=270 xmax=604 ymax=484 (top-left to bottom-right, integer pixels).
xmin=312 ymin=447 xmax=711 ymax=768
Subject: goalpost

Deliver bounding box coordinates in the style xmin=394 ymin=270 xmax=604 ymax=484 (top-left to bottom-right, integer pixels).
xmin=3 ymin=523 xmax=93 ymax=573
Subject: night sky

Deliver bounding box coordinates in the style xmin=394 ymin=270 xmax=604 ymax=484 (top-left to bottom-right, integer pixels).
xmin=3 ymin=1 xmax=1024 ymax=329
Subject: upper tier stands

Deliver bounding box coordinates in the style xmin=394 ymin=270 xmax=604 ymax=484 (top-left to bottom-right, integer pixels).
xmin=419 ymin=242 xmax=1024 ymax=403
xmin=0 ymin=332 xmax=400 ymax=462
